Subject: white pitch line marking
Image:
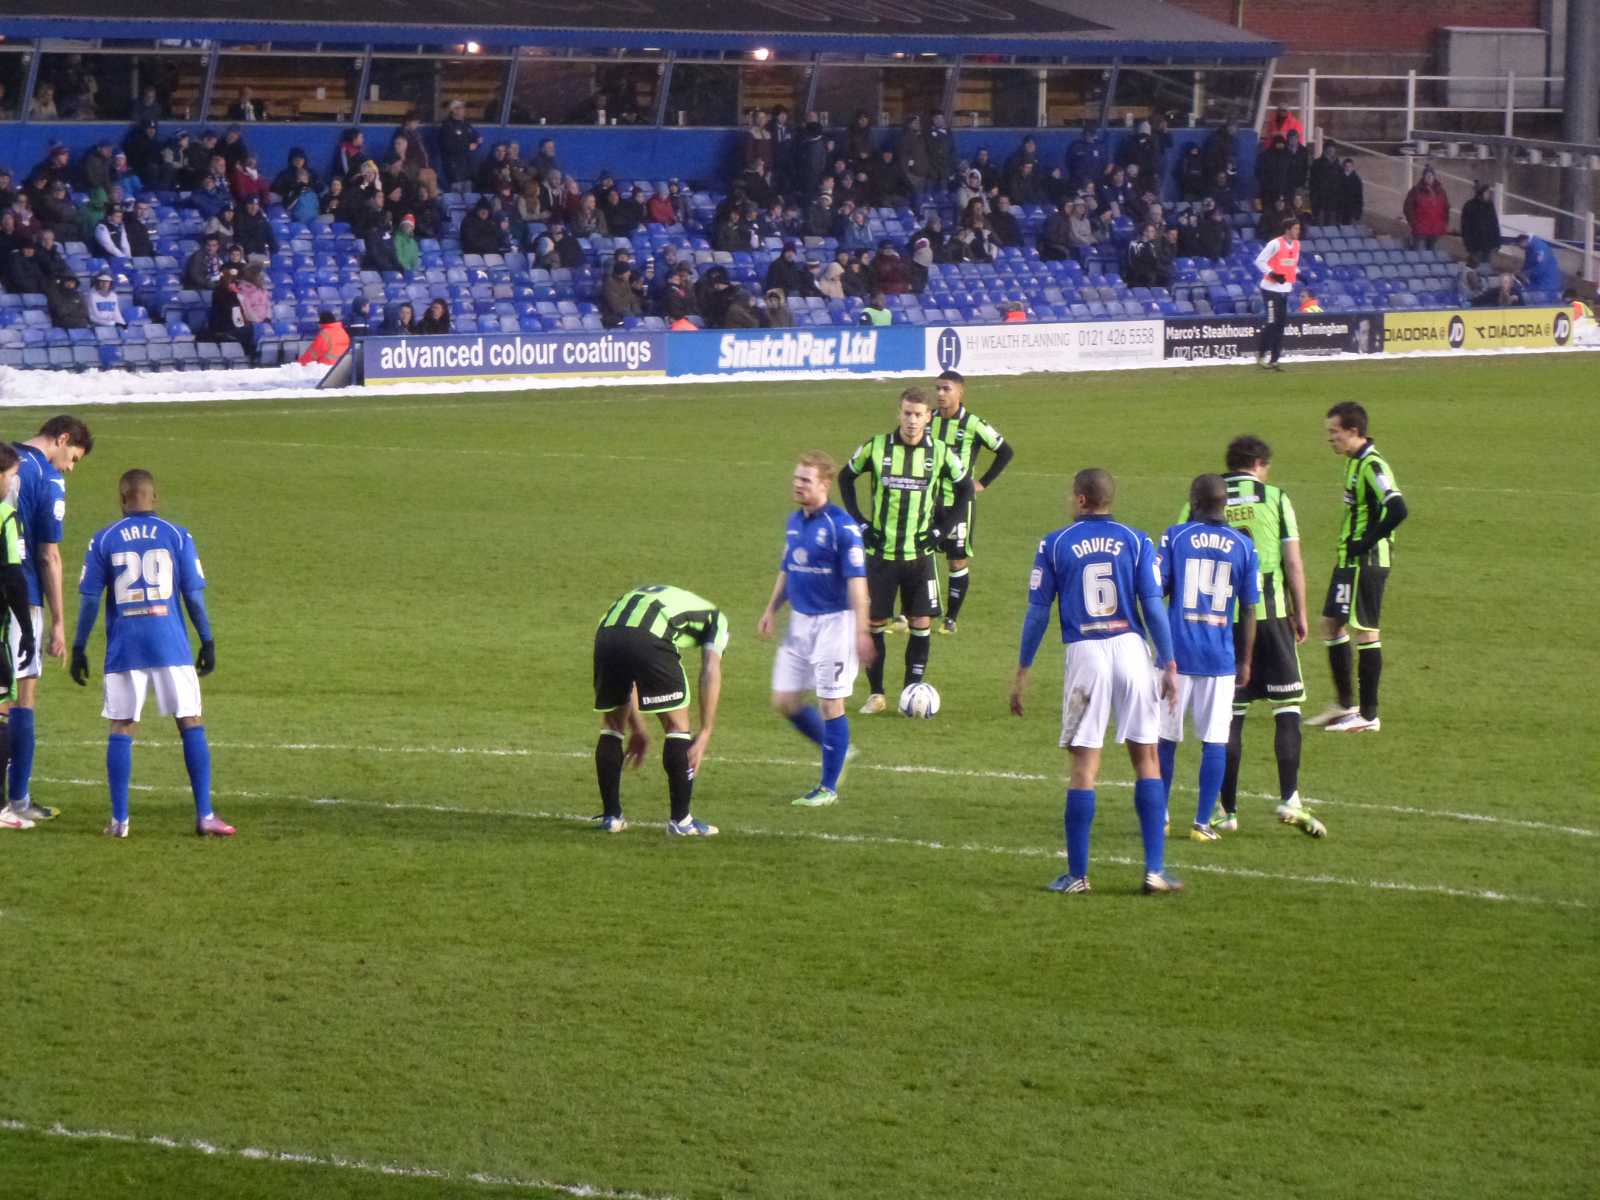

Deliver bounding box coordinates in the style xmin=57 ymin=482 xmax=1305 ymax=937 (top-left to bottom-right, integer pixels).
xmin=0 ymin=1117 xmax=677 ymax=1199
xmin=47 ymin=737 xmax=1592 ymax=841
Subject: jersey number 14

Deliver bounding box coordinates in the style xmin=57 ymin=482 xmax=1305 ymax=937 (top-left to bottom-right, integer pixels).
xmin=1183 ymin=559 xmax=1233 ymax=612
xmin=112 ymin=549 xmax=175 ymax=604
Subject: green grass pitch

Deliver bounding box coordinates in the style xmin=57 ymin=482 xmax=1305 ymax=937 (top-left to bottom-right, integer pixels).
xmin=1 ymin=353 xmax=1596 ymax=1199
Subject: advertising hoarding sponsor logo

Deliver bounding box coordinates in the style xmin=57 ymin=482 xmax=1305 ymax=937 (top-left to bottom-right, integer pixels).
xmin=924 ymin=320 xmax=1163 ymax=373
xmin=1382 ymin=307 xmax=1574 ymax=353
xmin=363 ymin=331 xmax=663 ymax=383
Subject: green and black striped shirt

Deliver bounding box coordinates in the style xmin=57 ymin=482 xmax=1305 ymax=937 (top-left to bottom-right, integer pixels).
xmin=929 ymin=406 xmax=1006 ymax=506
xmin=1338 ymin=442 xmax=1402 ymax=568
xmin=843 ymin=431 xmax=968 ymax=562
xmin=1180 ymin=474 xmax=1299 ymax=620
xmin=598 ymin=585 xmax=730 ymax=655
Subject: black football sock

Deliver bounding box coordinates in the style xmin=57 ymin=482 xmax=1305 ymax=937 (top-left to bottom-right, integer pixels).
xmin=1326 ymin=636 xmax=1355 ymax=709
xmin=1220 ymin=709 xmax=1246 ymax=813
xmin=866 ymin=630 xmax=887 ymax=695
xmin=1273 ymin=707 xmax=1302 ymax=799
xmin=904 ymin=627 xmax=931 ymax=690
xmin=945 ymin=568 xmax=970 ymax=622
xmin=1357 ymin=641 xmax=1383 ymax=720
xmin=595 ymin=731 xmax=624 ymax=818
xmin=663 ymin=732 xmax=694 ymax=823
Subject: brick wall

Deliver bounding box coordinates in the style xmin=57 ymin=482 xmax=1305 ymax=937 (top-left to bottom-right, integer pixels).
xmin=1167 ymin=0 xmax=1544 ymax=55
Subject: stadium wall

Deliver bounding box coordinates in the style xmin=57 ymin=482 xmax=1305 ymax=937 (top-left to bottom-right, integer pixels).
xmin=1166 ymin=0 xmax=1544 ymax=55
xmin=0 ymin=124 xmax=1258 ymax=200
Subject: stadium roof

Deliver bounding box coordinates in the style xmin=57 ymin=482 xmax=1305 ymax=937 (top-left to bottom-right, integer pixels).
xmin=6 ymin=0 xmax=1282 ymax=60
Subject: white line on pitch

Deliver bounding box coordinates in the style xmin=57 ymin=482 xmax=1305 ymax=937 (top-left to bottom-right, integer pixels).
xmin=48 ymin=737 xmax=1592 ymax=841
xmin=27 ymin=773 xmax=1583 ymax=909
xmin=0 ymin=1117 xmax=676 ymax=1199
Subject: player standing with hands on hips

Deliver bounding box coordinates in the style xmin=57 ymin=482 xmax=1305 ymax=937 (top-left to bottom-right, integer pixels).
xmin=928 ymin=370 xmax=1014 ymax=635
xmin=1254 ymin=216 xmax=1300 ymax=371
xmin=71 ymin=469 xmax=230 ymax=838
xmin=1009 ymin=469 xmax=1182 ymax=896
xmin=758 ymin=451 xmax=876 ymax=807
xmin=1310 ymin=402 xmax=1407 ymax=733
xmin=839 ymin=388 xmax=971 ymax=715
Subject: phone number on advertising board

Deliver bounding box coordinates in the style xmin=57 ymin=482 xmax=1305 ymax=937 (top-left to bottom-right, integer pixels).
xmin=1077 ymin=326 xmax=1158 ymax=347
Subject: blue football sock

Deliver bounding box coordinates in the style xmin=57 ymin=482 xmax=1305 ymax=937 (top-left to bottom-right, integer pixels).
xmin=787 ymin=705 xmax=825 ymax=746
xmin=181 ymin=725 xmax=214 ymax=819
xmin=1196 ymin=742 xmax=1226 ymax=827
xmin=107 ymin=733 xmax=133 ymax=824
xmin=820 ymin=714 xmax=849 ymax=791
xmin=1157 ymin=738 xmax=1177 ymax=802
xmin=8 ymin=706 xmax=35 ymax=803
xmin=1064 ymin=788 xmax=1096 ymax=879
xmin=1133 ymin=777 xmax=1167 ymax=875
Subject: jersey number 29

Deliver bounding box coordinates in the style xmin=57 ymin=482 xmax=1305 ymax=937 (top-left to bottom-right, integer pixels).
xmin=111 ymin=549 xmax=174 ymax=604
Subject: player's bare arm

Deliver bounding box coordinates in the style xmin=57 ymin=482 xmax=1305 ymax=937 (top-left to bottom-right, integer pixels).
xmin=757 ymin=572 xmax=788 ymax=638
xmin=1283 ymin=537 xmax=1309 ymax=643
xmin=1237 ymin=607 xmax=1257 ymax=688
xmin=848 ymin=575 xmax=875 ymax=666
xmin=688 ymin=650 xmax=722 ymax=772
xmin=40 ymin=541 xmax=65 ymax=662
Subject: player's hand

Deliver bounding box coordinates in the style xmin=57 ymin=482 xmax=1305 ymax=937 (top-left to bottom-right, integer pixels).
xmin=686 ymin=732 xmax=709 ymax=775
xmin=1292 ymin=611 xmax=1309 ymax=644
xmin=15 ymin=634 xmax=34 ymax=672
xmin=47 ymin=622 xmax=66 ymax=665
xmin=756 ymin=609 xmax=777 ymax=639
xmin=69 ymin=646 xmax=90 ymax=687
xmin=917 ymin=527 xmax=941 ymax=555
xmin=1008 ymin=669 xmax=1027 ymax=717
xmin=856 ymin=630 xmax=877 ymax=666
xmin=623 ymin=730 xmax=649 ymax=769
xmin=1345 ymin=536 xmax=1371 ymax=561
xmin=1236 ymin=660 xmax=1252 ymax=688
xmin=860 ymin=526 xmax=884 ymax=553
xmin=1159 ymin=661 xmax=1179 ymax=703
xmin=973 ymin=480 xmax=986 ymax=494
xmin=196 ymin=640 xmax=216 ymax=677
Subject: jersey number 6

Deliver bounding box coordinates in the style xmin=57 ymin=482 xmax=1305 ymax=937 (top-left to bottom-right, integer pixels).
xmin=1083 ymin=562 xmax=1118 ymax=617
xmin=111 ymin=548 xmax=175 ymax=605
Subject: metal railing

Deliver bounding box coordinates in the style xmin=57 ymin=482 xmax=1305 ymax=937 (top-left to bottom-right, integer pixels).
xmin=1269 ymin=71 xmax=1566 ymax=145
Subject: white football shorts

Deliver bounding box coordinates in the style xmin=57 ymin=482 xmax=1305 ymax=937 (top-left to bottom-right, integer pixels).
xmin=772 ymin=609 xmax=859 ymax=700
xmin=6 ymin=604 xmax=43 ymax=680
xmin=1059 ymin=633 xmax=1160 ymax=749
xmin=102 ymin=665 xmax=202 ymax=722
xmin=1159 ymin=673 xmax=1236 ymax=744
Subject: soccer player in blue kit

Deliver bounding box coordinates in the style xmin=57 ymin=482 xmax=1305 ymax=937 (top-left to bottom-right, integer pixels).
xmin=1156 ymin=475 xmax=1263 ymax=842
xmin=758 ymin=451 xmax=876 ymax=807
xmin=69 ymin=469 xmax=231 ymax=838
xmin=1008 ymin=469 xmax=1183 ymax=895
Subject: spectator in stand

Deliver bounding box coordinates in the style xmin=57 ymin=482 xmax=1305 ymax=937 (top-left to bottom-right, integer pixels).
xmin=0 ymin=167 xmax=15 ymax=214
xmin=333 ymin=129 xmax=366 ymax=181
xmin=1120 ymin=121 xmax=1162 ymax=188
xmin=1478 ymin=271 xmax=1523 ymax=307
xmin=223 ymin=242 xmax=249 ymax=275
xmin=1336 ymin=158 xmax=1364 ymax=224
xmin=545 ymin=218 xmax=584 ymax=269
xmin=1123 ymin=222 xmax=1162 ymax=287
xmin=1176 ymin=145 xmax=1207 ymax=202
xmin=1262 ymin=105 xmax=1305 ymax=145
xmin=183 ymin=233 xmax=224 ymax=291
xmin=897 ymin=115 xmax=928 ymax=195
xmin=205 ymin=201 xmax=237 ymax=245
xmin=1208 ymin=168 xmax=1238 ymax=216
xmin=762 ymin=287 xmax=792 ymax=327
xmin=955 ymin=168 xmax=990 ymax=217
xmin=7 ymin=196 xmax=39 ymax=246
xmin=645 ymin=182 xmax=676 ymax=226
xmin=219 ymin=125 xmax=250 ymax=172
xmin=530 ymin=137 xmax=559 ymax=178
xmin=847 ymin=111 xmax=875 ymax=164
xmin=238 ymin=263 xmax=271 ymax=335
xmin=1065 ymin=125 xmax=1106 ymax=191
xmin=456 ymin=199 xmax=501 ymax=255
xmin=1257 ymin=196 xmax=1292 ymax=242
xmin=383 ymin=135 xmax=420 ymax=193
xmin=860 ymin=291 xmax=891 ymax=326
xmin=1402 ymin=166 xmax=1449 ymax=251
xmin=227 ymin=87 xmax=266 ymax=122
xmin=269 ymin=148 xmax=315 ymax=200
xmin=950 ymin=221 xmax=996 ymax=265
xmin=722 ymin=287 xmax=761 ymax=329
xmin=709 ymin=205 xmax=746 ymax=252
xmin=1457 ymin=255 xmax=1488 ymax=305
xmin=871 ymin=242 xmax=913 ymax=294
xmin=569 ymin=192 xmax=609 ymax=239
xmin=925 ymin=112 xmax=954 ymax=192
xmin=185 ymin=173 xmax=227 ymax=222
xmin=794 ymin=116 xmax=830 ymax=198
xmin=5 ymin=238 xmax=51 ymax=296
xmin=1175 ymin=207 xmax=1204 ymax=257
xmin=764 ymin=243 xmax=815 ymax=299
xmin=320 ymin=176 xmax=348 ymax=220
xmin=34 ymin=180 xmax=79 ymax=242
xmin=662 ymin=264 xmax=698 ymax=321
xmin=608 ymin=186 xmax=646 ymax=238
xmin=1095 ymin=165 xmax=1134 ymax=215
xmin=988 ymin=195 xmax=1022 ymax=249
xmin=392 ymin=213 xmax=420 ymax=273
xmin=1067 ymin=198 xmax=1099 ymax=264
xmin=185 ymin=130 xmax=217 ymax=185
xmin=438 ymin=100 xmax=482 ymax=194
xmin=125 ymin=199 xmax=156 ymax=258
xmin=411 ymin=182 xmax=445 ymax=240
xmin=131 ymin=85 xmax=164 ymax=125
xmin=282 ymin=166 xmax=320 ymax=224
xmin=297 ymin=309 xmax=350 ymax=365
xmin=158 ymin=130 xmax=192 ymax=190
xmin=46 ymin=273 xmax=89 ymax=330
xmin=109 ymin=150 xmax=142 ymax=196
xmin=28 ymin=83 xmax=59 ymax=121
xmin=1154 ymin=225 xmax=1178 ymax=288
xmin=838 ymin=207 xmax=873 ymax=252
xmin=388 ymin=302 xmax=416 ymax=333
xmin=1282 ymin=130 xmax=1310 ymax=202
xmin=1008 ymin=160 xmax=1045 ymax=206
xmin=1514 ymin=232 xmax=1563 ymax=293
xmin=1039 ymin=197 xmax=1074 ymax=261
xmin=769 ymin=106 xmax=793 ymax=192
xmin=475 ymin=142 xmax=513 ymax=195
xmin=840 ymin=257 xmax=870 ymax=299
xmin=908 ymin=238 xmax=933 ymax=292
xmin=1460 ymin=182 xmax=1501 ymax=262
xmin=743 ymin=108 xmax=774 ymax=174
xmin=913 ymin=211 xmax=947 ymax=261
xmin=33 ymin=228 xmax=67 ymax=280
xmin=1308 ymin=142 xmax=1342 ymax=226
xmin=80 ymin=141 xmax=115 ymax=194
xmin=342 ymin=297 xmax=370 ymax=342
xmin=868 ymin=149 xmax=912 ymax=209
xmin=814 ymin=261 xmax=844 ymax=301
xmin=95 ymin=206 xmax=134 ymax=261
xmin=415 ymin=299 xmax=451 ymax=334
xmin=600 ymin=261 xmax=642 ymax=328
xmin=733 ymin=159 xmax=774 ymax=208
xmin=804 ymin=191 xmax=835 ymax=237
xmin=1256 ymin=136 xmax=1293 ymax=211
xmin=234 ymin=194 xmax=276 ymax=259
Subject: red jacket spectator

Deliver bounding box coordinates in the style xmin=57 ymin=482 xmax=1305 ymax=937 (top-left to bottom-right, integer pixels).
xmin=646 ymin=190 xmax=677 ymax=225
xmin=1262 ymin=107 xmax=1305 ymax=145
xmin=298 ymin=315 xmax=351 ymax=366
xmin=1403 ymin=172 xmax=1450 ymax=239
xmin=230 ymin=159 xmax=271 ymax=206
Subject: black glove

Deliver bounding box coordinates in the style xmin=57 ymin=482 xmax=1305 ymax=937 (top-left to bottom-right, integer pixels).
xmin=859 ymin=526 xmax=884 ymax=553
xmin=1345 ymin=535 xmax=1372 ymax=562
xmin=15 ymin=633 xmax=34 ymax=673
xmin=196 ymin=640 xmax=216 ymax=677
xmin=70 ymin=646 xmax=90 ymax=686
xmin=916 ymin=526 xmax=941 ymax=555
xmin=1268 ymin=271 xmax=1286 ymax=284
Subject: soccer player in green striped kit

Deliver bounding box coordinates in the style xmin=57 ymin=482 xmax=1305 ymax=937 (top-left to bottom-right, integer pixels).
xmin=839 ymin=388 xmax=972 ymax=714
xmin=929 ymin=370 xmax=1014 ymax=635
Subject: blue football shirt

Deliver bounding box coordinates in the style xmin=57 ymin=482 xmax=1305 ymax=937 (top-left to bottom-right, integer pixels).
xmin=79 ymin=513 xmax=207 ymax=672
xmin=1158 ymin=518 xmax=1261 ymax=676
xmin=1027 ymin=515 xmax=1164 ymax=644
xmin=11 ymin=442 xmax=66 ymax=607
xmin=781 ymin=503 xmax=866 ymax=616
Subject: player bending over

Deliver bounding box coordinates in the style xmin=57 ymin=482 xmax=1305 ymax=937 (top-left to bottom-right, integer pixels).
xmin=758 ymin=451 xmax=876 ymax=807
xmin=592 ymin=585 xmax=727 ymax=836
xmin=1157 ymin=475 xmax=1262 ymax=842
xmin=71 ymin=469 xmax=229 ymax=838
xmin=1009 ymin=468 xmax=1181 ymax=895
